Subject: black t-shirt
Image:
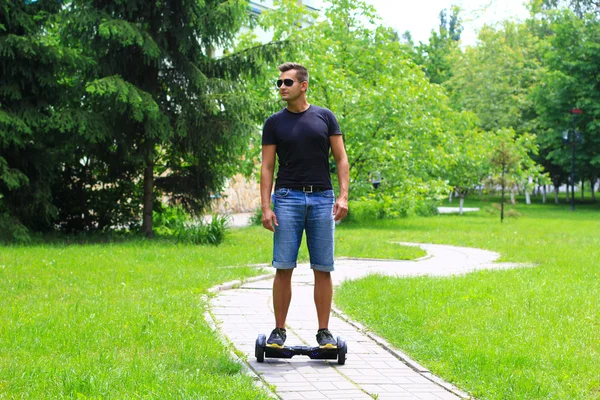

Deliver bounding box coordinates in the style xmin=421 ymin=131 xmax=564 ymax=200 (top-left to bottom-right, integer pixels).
xmin=262 ymin=105 xmax=342 ymax=189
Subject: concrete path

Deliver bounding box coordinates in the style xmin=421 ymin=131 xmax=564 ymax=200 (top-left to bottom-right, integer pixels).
xmin=207 ymin=244 xmax=529 ymax=400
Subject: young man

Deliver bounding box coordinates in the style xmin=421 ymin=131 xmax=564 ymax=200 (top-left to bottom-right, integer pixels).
xmin=260 ymin=62 xmax=349 ymax=349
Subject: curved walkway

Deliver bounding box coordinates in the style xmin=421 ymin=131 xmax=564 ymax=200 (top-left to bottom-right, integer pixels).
xmin=207 ymin=243 xmax=530 ymax=400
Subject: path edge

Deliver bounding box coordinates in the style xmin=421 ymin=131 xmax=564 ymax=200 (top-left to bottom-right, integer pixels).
xmin=205 ymin=248 xmax=477 ymax=399
xmin=203 ymin=272 xmax=278 ymax=399
xmin=331 ymin=305 xmax=473 ymax=399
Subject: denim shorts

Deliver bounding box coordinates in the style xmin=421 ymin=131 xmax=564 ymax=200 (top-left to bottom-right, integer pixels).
xmin=272 ymin=188 xmax=335 ymax=272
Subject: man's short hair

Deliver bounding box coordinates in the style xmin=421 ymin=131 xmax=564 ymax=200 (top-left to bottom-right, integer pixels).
xmin=278 ymin=62 xmax=309 ymax=83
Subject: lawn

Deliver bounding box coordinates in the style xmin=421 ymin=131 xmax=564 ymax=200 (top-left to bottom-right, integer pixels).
xmin=335 ymin=197 xmax=600 ymax=400
xmin=0 ymin=223 xmax=420 ymax=398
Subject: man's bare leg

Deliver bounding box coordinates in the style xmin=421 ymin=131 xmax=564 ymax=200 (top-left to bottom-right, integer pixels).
xmin=273 ymin=268 xmax=294 ymax=328
xmin=313 ymin=270 xmax=333 ymax=329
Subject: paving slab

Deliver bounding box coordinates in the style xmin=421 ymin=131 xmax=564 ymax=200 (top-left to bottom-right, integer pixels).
xmin=208 ymin=243 xmax=531 ymax=400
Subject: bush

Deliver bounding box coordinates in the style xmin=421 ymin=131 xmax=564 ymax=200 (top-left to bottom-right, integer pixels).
xmin=153 ymin=207 xmax=229 ymax=245
xmin=249 ymin=208 xmax=263 ymax=226
xmin=153 ymin=206 xmax=189 ymax=236
xmin=0 ymin=213 xmax=31 ymax=243
xmin=347 ymin=196 xmax=439 ymax=222
xmin=347 ymin=199 xmax=383 ymax=222
xmin=414 ymin=201 xmax=439 ymax=217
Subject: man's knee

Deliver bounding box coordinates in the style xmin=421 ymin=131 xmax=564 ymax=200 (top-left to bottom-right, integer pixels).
xmin=275 ymin=268 xmax=294 ymax=280
xmin=313 ymin=270 xmax=331 ymax=280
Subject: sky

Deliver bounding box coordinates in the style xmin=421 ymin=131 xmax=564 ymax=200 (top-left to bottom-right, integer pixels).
xmin=358 ymin=0 xmax=531 ymax=46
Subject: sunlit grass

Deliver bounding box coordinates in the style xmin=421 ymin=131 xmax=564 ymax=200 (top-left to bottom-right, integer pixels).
xmin=335 ymin=198 xmax=600 ymax=400
xmin=0 ymin=223 xmax=420 ymax=398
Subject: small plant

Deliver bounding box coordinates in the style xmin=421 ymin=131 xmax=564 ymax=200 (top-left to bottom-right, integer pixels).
xmin=152 ymin=205 xmax=189 ymax=235
xmin=485 ymin=203 xmax=521 ymax=219
xmin=0 ymin=213 xmax=31 ymax=243
xmin=154 ymin=207 xmax=229 ymax=245
xmin=249 ymin=208 xmax=263 ymax=226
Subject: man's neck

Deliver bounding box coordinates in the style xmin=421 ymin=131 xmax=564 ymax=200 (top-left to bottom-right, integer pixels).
xmin=286 ymin=98 xmax=310 ymax=113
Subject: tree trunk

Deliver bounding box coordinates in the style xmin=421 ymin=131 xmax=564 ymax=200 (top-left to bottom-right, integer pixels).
xmin=591 ymin=178 xmax=597 ymax=202
xmin=554 ymin=186 xmax=559 ymax=204
xmin=581 ymin=179 xmax=584 ymax=200
xmin=459 ymin=196 xmax=464 ymax=215
xmin=141 ymin=158 xmax=154 ymax=238
xmin=449 ymin=190 xmax=453 ymax=203
xmin=510 ymin=188 xmax=515 ymax=205
xmin=542 ymin=185 xmax=546 ymax=204
xmin=501 ymin=168 xmax=505 ymax=223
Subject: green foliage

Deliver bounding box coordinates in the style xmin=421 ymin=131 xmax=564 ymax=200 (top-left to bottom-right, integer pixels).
xmin=153 ymin=206 xmax=229 ymax=245
xmin=445 ymin=21 xmax=542 ymax=133
xmin=249 ymin=0 xmax=475 ymax=213
xmin=414 ymin=5 xmax=463 ymax=85
xmin=0 ymin=212 xmax=30 ymax=243
xmin=347 ymin=195 xmax=439 ymax=223
xmin=530 ymin=9 xmax=600 ymax=187
xmin=347 ymin=199 xmax=384 ymax=222
xmin=0 ymin=0 xmax=84 ymax=231
xmin=539 ymin=0 xmax=600 ymax=16
xmin=249 ymin=208 xmax=263 ymax=226
xmin=487 ymin=129 xmax=543 ymax=221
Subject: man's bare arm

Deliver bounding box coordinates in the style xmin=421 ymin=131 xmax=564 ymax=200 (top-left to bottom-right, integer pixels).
xmin=330 ymin=135 xmax=349 ymax=221
xmin=260 ymin=144 xmax=278 ymax=231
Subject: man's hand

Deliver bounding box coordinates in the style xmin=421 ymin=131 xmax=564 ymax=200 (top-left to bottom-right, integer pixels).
xmin=262 ymin=208 xmax=279 ymax=232
xmin=333 ymin=197 xmax=348 ymax=221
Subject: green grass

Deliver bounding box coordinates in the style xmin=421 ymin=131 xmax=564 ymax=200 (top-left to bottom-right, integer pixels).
xmin=335 ymin=197 xmax=600 ymax=400
xmin=0 ymin=225 xmax=420 ymax=398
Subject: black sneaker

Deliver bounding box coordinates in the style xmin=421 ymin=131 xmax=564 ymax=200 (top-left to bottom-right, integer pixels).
xmin=267 ymin=327 xmax=287 ymax=348
xmin=316 ymin=329 xmax=337 ymax=349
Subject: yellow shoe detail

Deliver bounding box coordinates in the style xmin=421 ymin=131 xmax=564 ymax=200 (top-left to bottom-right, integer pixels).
xmin=267 ymin=343 xmax=284 ymax=348
xmin=319 ymin=343 xmax=337 ymax=349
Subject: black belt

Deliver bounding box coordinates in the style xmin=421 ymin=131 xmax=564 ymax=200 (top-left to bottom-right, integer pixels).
xmin=283 ymin=185 xmax=331 ymax=193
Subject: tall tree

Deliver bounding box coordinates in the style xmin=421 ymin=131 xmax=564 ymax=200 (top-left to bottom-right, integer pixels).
xmin=415 ymin=5 xmax=463 ymax=85
xmin=539 ymin=0 xmax=600 ymax=16
xmin=0 ymin=0 xmax=83 ymax=239
xmin=531 ymin=9 xmax=600 ymax=201
xmin=249 ymin=0 xmax=476 ymax=209
xmin=489 ymin=129 xmax=541 ymax=221
xmin=445 ymin=20 xmax=542 ymax=133
xmin=58 ymin=0 xmax=279 ymax=236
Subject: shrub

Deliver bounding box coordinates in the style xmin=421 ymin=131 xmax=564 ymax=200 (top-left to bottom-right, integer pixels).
xmin=249 ymin=208 xmax=263 ymax=226
xmin=0 ymin=213 xmax=31 ymax=243
xmin=414 ymin=201 xmax=440 ymax=217
xmin=152 ymin=206 xmax=189 ymax=236
xmin=347 ymin=199 xmax=382 ymax=222
xmin=153 ymin=207 xmax=229 ymax=245
xmin=347 ymin=196 xmax=439 ymax=222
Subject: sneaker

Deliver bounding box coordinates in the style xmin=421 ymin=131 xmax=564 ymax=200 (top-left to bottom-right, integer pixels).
xmin=267 ymin=327 xmax=287 ymax=348
xmin=316 ymin=329 xmax=337 ymax=349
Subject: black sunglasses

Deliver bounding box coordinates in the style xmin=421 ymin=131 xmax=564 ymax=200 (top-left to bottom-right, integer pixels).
xmin=276 ymin=79 xmax=301 ymax=88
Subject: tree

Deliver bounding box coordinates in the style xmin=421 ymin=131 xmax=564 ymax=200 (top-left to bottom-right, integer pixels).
xmin=488 ymin=129 xmax=542 ymax=221
xmin=446 ymin=128 xmax=494 ymax=214
xmin=415 ymin=5 xmax=463 ymax=85
xmin=445 ymin=20 xmax=542 ymax=133
xmin=539 ymin=0 xmax=600 ymax=16
xmin=57 ymin=0 xmax=281 ymax=236
xmin=0 ymin=0 xmax=84 ymax=239
xmin=249 ymin=0 xmax=476 ymax=211
xmin=530 ymin=9 xmax=600 ymax=204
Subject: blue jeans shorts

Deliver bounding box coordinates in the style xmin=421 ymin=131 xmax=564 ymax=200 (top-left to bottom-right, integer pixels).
xmin=272 ymin=188 xmax=335 ymax=272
